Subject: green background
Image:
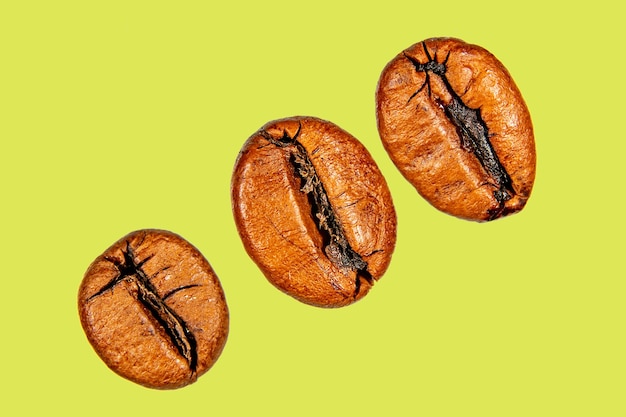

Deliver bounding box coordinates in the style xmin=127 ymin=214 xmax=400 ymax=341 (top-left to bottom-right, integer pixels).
xmin=1 ymin=1 xmax=624 ymax=415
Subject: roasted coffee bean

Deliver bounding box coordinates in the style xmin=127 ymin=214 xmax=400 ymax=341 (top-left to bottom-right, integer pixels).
xmin=376 ymin=37 xmax=536 ymax=221
xmin=231 ymin=116 xmax=397 ymax=308
xmin=78 ymin=229 xmax=229 ymax=389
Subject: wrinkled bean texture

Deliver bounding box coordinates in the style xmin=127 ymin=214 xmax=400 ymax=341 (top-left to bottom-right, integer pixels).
xmin=376 ymin=37 xmax=536 ymax=221
xmin=231 ymin=116 xmax=397 ymax=308
xmin=78 ymin=229 xmax=229 ymax=389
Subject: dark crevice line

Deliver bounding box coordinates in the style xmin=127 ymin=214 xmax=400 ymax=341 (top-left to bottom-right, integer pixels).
xmin=135 ymin=281 xmax=198 ymax=372
xmin=405 ymin=42 xmax=515 ymax=207
xmin=88 ymin=242 xmax=198 ymax=372
xmin=163 ymin=284 xmax=201 ymax=301
xmin=260 ymin=125 xmax=373 ymax=296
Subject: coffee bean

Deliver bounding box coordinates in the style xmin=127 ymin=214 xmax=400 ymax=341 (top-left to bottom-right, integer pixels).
xmin=78 ymin=229 xmax=229 ymax=389
xmin=376 ymin=37 xmax=536 ymax=221
xmin=231 ymin=116 xmax=397 ymax=308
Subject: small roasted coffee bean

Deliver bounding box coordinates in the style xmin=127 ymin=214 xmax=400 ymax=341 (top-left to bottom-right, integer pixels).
xmin=231 ymin=116 xmax=397 ymax=308
xmin=376 ymin=37 xmax=536 ymax=221
xmin=78 ymin=229 xmax=229 ymax=389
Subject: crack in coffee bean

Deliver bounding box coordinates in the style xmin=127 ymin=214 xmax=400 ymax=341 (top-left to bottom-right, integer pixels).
xmin=87 ymin=241 xmax=199 ymax=372
xmin=259 ymin=124 xmax=373 ymax=296
xmin=404 ymin=41 xmax=515 ymax=213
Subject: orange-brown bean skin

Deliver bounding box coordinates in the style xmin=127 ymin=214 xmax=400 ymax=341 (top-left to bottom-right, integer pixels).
xmin=78 ymin=230 xmax=229 ymax=389
xmin=376 ymin=37 xmax=536 ymax=221
xmin=231 ymin=117 xmax=397 ymax=308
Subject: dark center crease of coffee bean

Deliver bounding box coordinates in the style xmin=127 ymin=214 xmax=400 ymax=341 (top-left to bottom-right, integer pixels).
xmin=87 ymin=242 xmax=200 ymax=372
xmin=405 ymin=41 xmax=516 ymax=210
xmin=260 ymin=124 xmax=373 ymax=296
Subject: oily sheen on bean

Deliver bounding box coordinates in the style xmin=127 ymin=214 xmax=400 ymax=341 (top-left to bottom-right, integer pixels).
xmin=376 ymin=37 xmax=536 ymax=222
xmin=78 ymin=229 xmax=229 ymax=389
xmin=231 ymin=116 xmax=397 ymax=308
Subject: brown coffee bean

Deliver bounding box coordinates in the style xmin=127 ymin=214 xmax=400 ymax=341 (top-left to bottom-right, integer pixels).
xmin=78 ymin=229 xmax=229 ymax=389
xmin=376 ymin=37 xmax=536 ymax=221
xmin=231 ymin=116 xmax=397 ymax=308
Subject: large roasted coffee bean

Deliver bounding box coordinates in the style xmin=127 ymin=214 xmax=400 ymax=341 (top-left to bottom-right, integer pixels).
xmin=78 ymin=229 xmax=229 ymax=389
xmin=231 ymin=116 xmax=397 ymax=308
xmin=376 ymin=37 xmax=536 ymax=221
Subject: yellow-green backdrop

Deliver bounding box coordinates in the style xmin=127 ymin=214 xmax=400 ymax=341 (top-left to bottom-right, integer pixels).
xmin=1 ymin=1 xmax=623 ymax=416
